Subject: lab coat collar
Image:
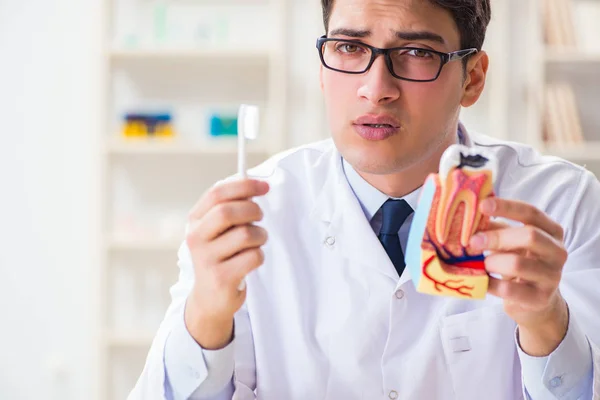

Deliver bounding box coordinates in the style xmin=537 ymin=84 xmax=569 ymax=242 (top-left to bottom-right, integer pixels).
xmin=311 ymin=149 xmax=404 ymax=283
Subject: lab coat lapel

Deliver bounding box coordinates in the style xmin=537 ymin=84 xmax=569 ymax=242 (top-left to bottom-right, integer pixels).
xmin=310 ymin=148 xmax=402 ymax=283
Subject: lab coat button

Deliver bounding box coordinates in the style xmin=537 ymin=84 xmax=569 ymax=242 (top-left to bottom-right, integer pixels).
xmin=388 ymin=390 xmax=399 ymax=399
xmin=325 ymin=236 xmax=336 ymax=246
xmin=549 ymin=376 xmax=562 ymax=388
xmin=395 ymin=289 xmax=405 ymax=299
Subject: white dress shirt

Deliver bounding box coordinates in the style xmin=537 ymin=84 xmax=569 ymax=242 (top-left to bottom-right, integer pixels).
xmin=129 ymin=126 xmax=600 ymax=400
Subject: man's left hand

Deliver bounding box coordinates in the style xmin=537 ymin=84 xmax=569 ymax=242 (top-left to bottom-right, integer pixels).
xmin=469 ymin=197 xmax=570 ymax=357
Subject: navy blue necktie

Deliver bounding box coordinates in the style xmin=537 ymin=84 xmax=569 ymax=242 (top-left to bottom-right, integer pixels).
xmin=378 ymin=199 xmax=414 ymax=277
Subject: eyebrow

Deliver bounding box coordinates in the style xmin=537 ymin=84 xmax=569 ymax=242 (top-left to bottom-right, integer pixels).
xmin=396 ymin=31 xmax=446 ymax=45
xmin=328 ymin=28 xmax=446 ymax=45
xmin=328 ymin=28 xmax=370 ymax=38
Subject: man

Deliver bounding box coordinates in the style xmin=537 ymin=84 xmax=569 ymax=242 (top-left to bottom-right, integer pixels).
xmin=130 ymin=0 xmax=600 ymax=399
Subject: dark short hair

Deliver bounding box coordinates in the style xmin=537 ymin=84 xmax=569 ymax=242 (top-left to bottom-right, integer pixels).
xmin=320 ymin=0 xmax=492 ymax=52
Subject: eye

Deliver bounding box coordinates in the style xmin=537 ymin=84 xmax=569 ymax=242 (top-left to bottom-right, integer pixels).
xmin=407 ymin=49 xmax=433 ymax=58
xmin=336 ymin=43 xmax=362 ymax=54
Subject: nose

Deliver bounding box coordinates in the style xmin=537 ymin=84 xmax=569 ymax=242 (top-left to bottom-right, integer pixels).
xmin=357 ymin=55 xmax=401 ymax=105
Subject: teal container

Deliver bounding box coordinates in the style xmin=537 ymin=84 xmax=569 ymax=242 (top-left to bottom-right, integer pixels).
xmin=209 ymin=114 xmax=238 ymax=136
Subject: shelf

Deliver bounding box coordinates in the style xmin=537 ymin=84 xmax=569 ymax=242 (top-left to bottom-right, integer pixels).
xmin=545 ymin=50 xmax=600 ymax=64
xmin=108 ymin=238 xmax=182 ymax=252
xmin=106 ymin=138 xmax=269 ymax=156
xmin=107 ymin=332 xmax=154 ymax=348
xmin=110 ymin=47 xmax=273 ymax=62
xmin=542 ymin=142 xmax=600 ymax=161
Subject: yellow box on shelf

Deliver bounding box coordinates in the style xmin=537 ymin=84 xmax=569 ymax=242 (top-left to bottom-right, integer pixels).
xmin=121 ymin=112 xmax=175 ymax=139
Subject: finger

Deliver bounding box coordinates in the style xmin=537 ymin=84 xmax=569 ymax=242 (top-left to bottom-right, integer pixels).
xmin=470 ymin=225 xmax=567 ymax=262
xmin=221 ymin=247 xmax=265 ymax=287
xmin=487 ymin=277 xmax=540 ymax=305
xmin=199 ymin=201 xmax=264 ymax=242
xmin=189 ymin=179 xmax=269 ymax=220
xmin=211 ymin=225 xmax=268 ymax=263
xmin=476 ymin=219 xmax=511 ymax=233
xmin=484 ymin=220 xmax=510 ymax=231
xmin=471 ymin=220 xmax=509 ymax=254
xmin=480 ymin=198 xmax=564 ymax=242
xmin=484 ymin=252 xmax=560 ymax=286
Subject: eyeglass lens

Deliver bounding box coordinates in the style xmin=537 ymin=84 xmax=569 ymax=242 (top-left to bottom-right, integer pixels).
xmin=321 ymin=40 xmax=443 ymax=81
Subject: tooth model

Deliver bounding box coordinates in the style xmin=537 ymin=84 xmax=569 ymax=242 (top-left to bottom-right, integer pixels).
xmin=406 ymin=144 xmax=498 ymax=300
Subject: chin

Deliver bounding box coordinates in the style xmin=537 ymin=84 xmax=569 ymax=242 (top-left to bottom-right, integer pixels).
xmin=341 ymin=144 xmax=414 ymax=175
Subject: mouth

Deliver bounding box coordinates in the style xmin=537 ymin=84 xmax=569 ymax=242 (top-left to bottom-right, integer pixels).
xmin=354 ymin=114 xmax=401 ymax=129
xmin=353 ymin=115 xmax=401 ymax=141
xmin=360 ymin=124 xmax=396 ymax=128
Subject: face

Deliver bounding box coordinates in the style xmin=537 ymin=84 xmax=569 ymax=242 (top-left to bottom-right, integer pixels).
xmin=320 ymin=0 xmax=488 ymax=179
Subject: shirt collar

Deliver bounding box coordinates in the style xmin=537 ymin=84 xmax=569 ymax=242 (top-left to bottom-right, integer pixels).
xmin=342 ymin=159 xmax=422 ymax=221
xmin=342 ymin=125 xmax=466 ymax=222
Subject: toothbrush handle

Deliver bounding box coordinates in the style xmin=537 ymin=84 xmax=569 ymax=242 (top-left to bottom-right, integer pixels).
xmin=238 ymin=129 xmax=247 ymax=179
xmin=237 ymin=127 xmax=247 ymax=291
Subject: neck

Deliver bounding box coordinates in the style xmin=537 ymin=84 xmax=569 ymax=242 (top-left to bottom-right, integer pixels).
xmin=357 ymin=128 xmax=458 ymax=198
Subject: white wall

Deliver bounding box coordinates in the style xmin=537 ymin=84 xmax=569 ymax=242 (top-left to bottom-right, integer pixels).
xmin=0 ymin=0 xmax=103 ymax=399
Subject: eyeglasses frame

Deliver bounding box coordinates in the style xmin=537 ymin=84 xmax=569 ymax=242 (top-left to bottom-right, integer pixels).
xmin=316 ymin=35 xmax=478 ymax=83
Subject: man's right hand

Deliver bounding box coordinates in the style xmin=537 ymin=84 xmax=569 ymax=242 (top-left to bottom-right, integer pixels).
xmin=183 ymin=179 xmax=270 ymax=350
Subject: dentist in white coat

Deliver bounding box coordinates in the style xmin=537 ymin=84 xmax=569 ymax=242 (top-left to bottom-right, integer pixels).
xmin=130 ymin=0 xmax=600 ymax=399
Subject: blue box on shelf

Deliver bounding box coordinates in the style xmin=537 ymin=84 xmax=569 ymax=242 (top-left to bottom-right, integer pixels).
xmin=209 ymin=113 xmax=238 ymax=137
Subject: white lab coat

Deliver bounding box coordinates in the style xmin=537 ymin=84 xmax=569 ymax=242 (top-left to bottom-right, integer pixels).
xmin=130 ymin=129 xmax=600 ymax=400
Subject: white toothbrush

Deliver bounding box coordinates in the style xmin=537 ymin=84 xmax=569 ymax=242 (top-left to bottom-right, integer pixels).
xmin=237 ymin=104 xmax=259 ymax=178
xmin=237 ymin=104 xmax=260 ymax=291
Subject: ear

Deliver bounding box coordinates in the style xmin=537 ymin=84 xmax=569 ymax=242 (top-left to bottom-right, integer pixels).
xmin=461 ymin=51 xmax=489 ymax=108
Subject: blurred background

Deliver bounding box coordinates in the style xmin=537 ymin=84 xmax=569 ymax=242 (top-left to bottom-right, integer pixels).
xmin=0 ymin=0 xmax=598 ymax=399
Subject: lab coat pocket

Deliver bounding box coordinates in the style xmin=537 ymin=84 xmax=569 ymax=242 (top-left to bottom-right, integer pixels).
xmin=440 ymin=305 xmax=524 ymax=400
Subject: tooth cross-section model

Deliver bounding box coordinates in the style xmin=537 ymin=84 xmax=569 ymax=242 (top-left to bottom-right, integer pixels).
xmin=406 ymin=144 xmax=498 ymax=299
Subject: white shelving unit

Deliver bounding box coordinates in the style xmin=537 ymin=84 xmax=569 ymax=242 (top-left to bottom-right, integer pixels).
xmin=107 ymin=331 xmax=156 ymax=348
xmin=522 ymin=0 xmax=600 ymax=173
xmin=458 ymin=0 xmax=600 ymax=177
xmin=97 ymin=1 xmax=289 ymax=399
xmin=105 ymin=136 xmax=268 ymax=156
xmin=545 ymin=50 xmax=600 ymax=64
xmin=110 ymin=48 xmax=273 ymax=60
xmin=107 ymin=237 xmax=181 ymax=252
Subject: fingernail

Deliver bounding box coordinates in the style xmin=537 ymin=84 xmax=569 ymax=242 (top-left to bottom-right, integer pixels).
xmin=470 ymin=233 xmax=487 ymax=249
xmin=481 ymin=198 xmax=496 ymax=214
xmin=258 ymin=181 xmax=269 ymax=191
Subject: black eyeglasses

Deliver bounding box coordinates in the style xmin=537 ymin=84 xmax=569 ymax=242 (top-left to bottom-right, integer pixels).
xmin=316 ymin=35 xmax=477 ymax=82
